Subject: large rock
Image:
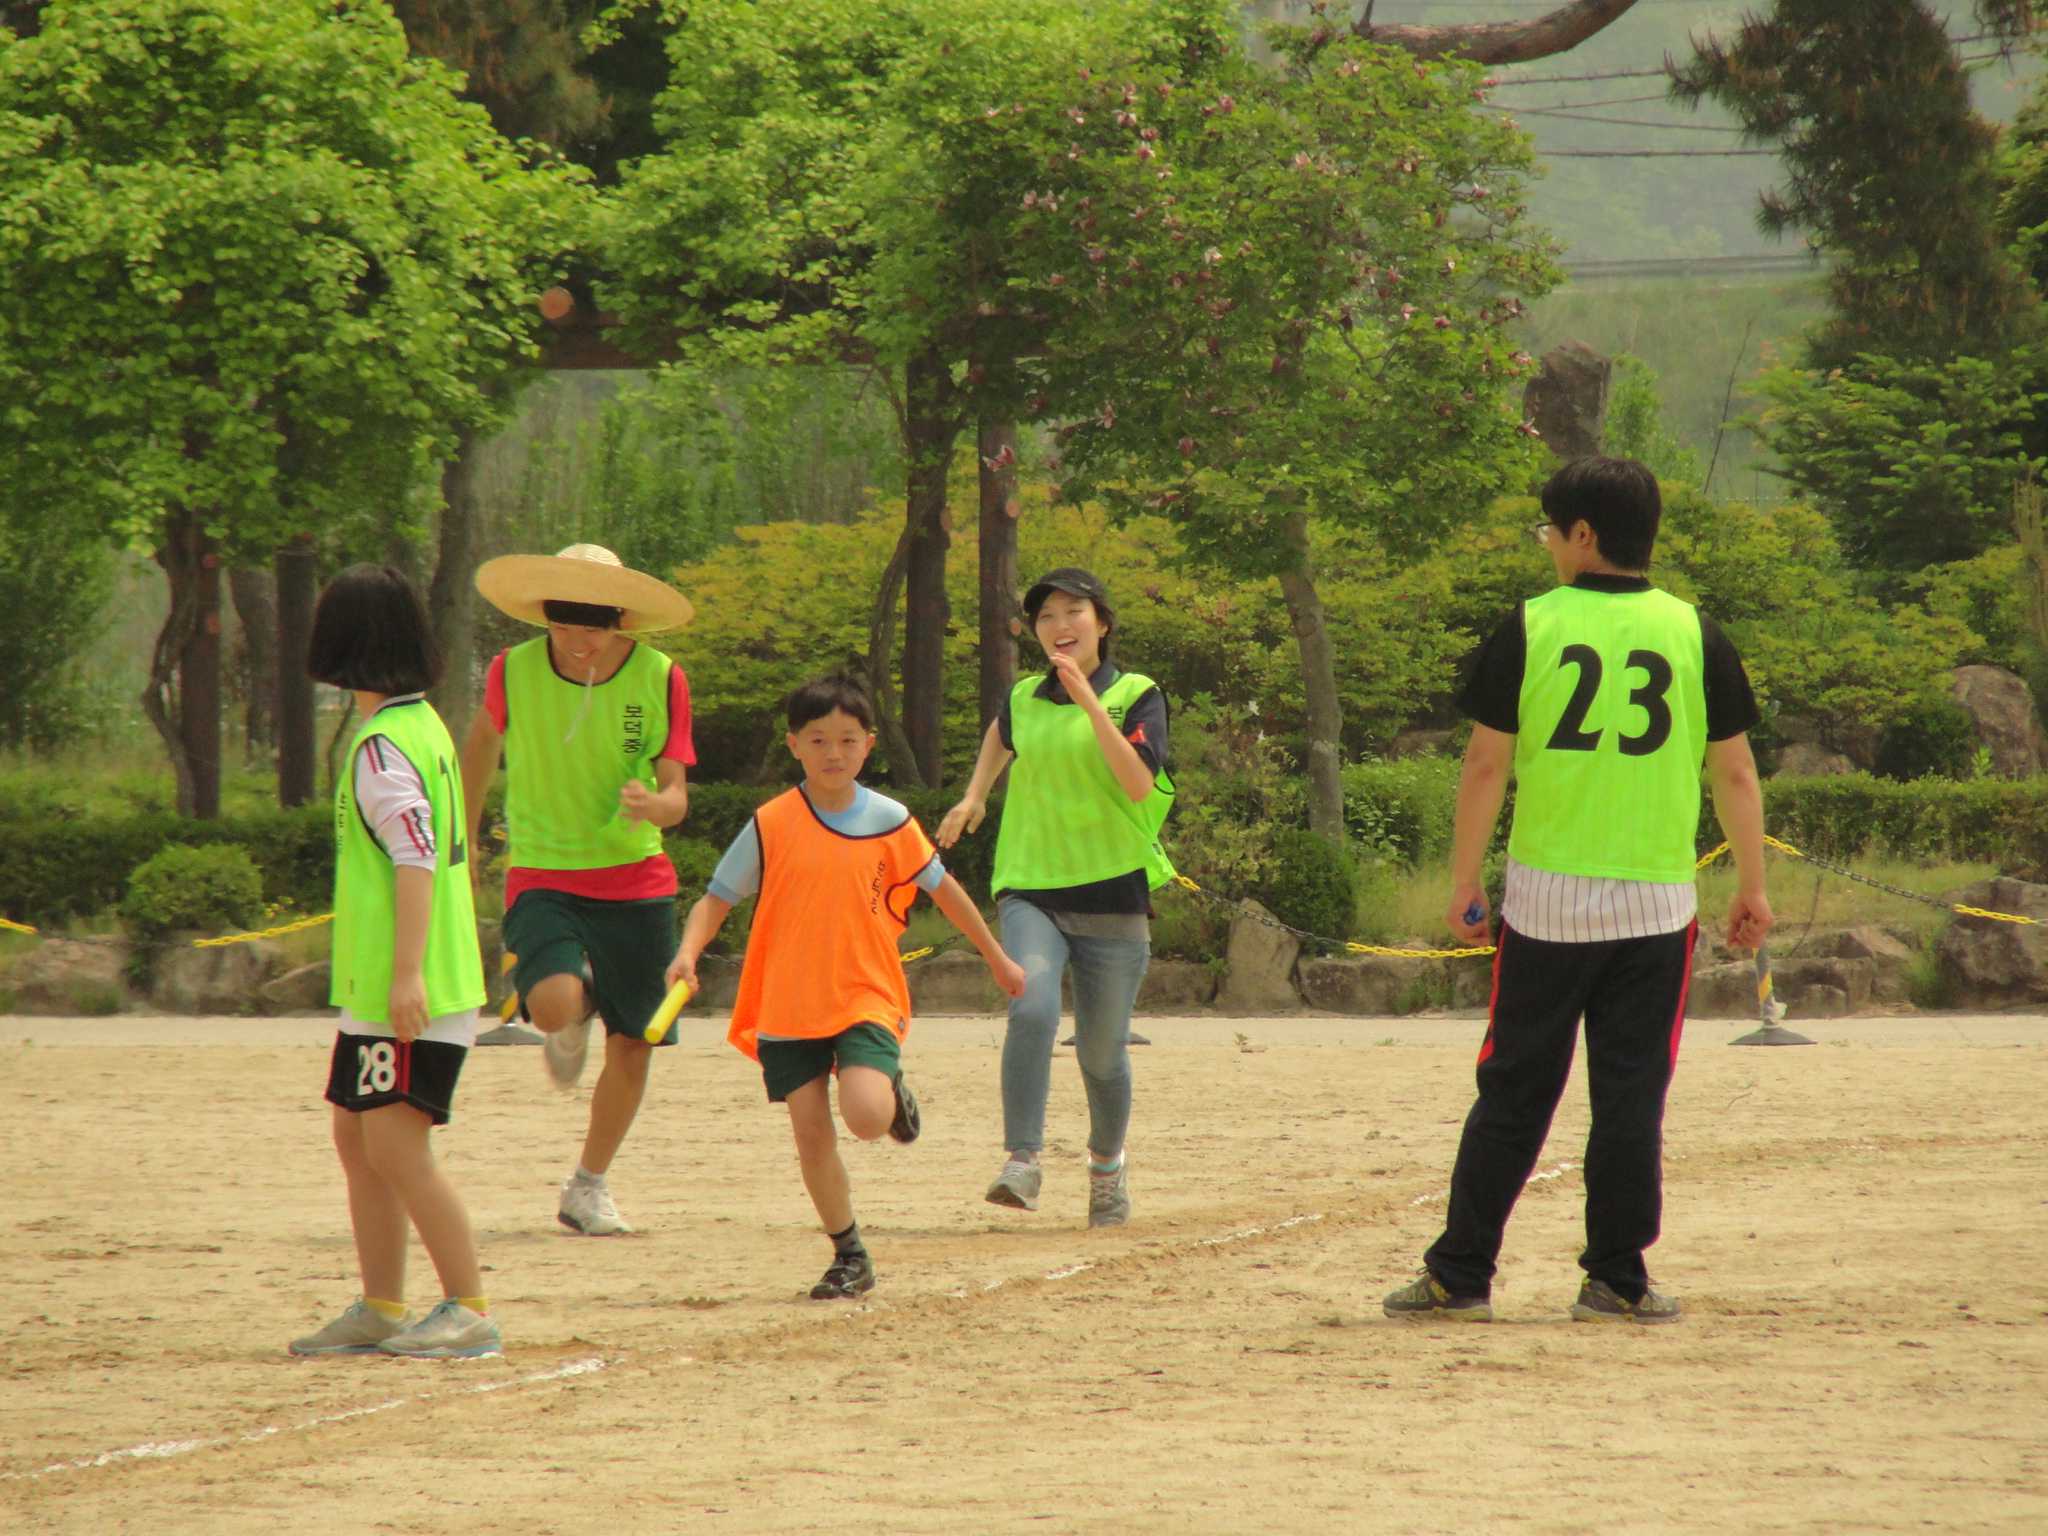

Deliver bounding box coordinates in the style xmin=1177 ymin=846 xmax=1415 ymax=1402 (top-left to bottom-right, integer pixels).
xmin=1297 ymin=956 xmax=1414 ymax=1015
xmin=1215 ymin=901 xmax=1301 ymax=1014
xmin=259 ymin=961 xmax=333 ymax=1015
xmin=1774 ymin=742 xmax=1856 ymax=779
xmin=1522 ymin=341 xmax=1610 ymax=460
xmin=1686 ymin=960 xmax=1761 ymax=1020
xmin=1136 ymin=960 xmax=1217 ymax=1012
xmin=1825 ymin=927 xmax=1917 ymax=1008
xmin=909 ymin=951 xmax=1003 ymax=1015
xmin=150 ymin=938 xmax=291 ymax=1015
xmin=5 ymin=938 xmax=133 ymax=1016
xmin=1936 ymin=877 xmax=2048 ymax=1007
xmin=1945 ymin=665 xmax=2046 ymax=779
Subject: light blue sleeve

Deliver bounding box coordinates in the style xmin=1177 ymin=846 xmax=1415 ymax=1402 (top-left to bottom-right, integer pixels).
xmin=914 ymin=853 xmax=945 ymax=893
xmin=707 ymin=822 xmax=762 ymax=904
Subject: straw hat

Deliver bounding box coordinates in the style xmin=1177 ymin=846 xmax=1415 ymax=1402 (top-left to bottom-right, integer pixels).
xmin=475 ymin=544 xmax=694 ymax=633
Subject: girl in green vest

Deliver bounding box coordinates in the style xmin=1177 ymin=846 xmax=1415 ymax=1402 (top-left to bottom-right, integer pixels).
xmin=291 ymin=565 xmax=497 ymax=1359
xmin=938 ymin=569 xmax=1174 ymax=1228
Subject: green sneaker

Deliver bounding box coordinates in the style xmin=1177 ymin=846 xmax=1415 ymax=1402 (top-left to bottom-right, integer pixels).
xmin=1569 ymin=1278 xmax=1683 ymax=1324
xmin=1382 ymin=1270 xmax=1493 ymax=1322
xmin=289 ymin=1297 xmax=407 ymax=1356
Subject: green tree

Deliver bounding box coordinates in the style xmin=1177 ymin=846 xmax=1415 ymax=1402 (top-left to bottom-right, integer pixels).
xmin=1675 ymin=1 xmax=2046 ymax=570
xmin=0 ymin=0 xmax=587 ymax=814
xmin=985 ymin=12 xmax=1555 ymax=841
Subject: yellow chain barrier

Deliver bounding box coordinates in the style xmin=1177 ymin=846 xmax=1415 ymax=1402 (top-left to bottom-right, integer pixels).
xmin=1696 ymin=836 xmax=2042 ymax=926
xmin=190 ymin=913 xmax=337 ymax=947
xmin=1170 ymin=875 xmax=1496 ymax=959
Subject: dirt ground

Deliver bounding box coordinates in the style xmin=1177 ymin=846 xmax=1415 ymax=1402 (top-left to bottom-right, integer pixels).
xmin=1 ymin=1011 xmax=2044 ymax=1535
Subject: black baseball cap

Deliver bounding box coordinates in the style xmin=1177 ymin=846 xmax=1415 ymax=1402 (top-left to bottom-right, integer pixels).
xmin=1023 ymin=567 xmax=1111 ymax=616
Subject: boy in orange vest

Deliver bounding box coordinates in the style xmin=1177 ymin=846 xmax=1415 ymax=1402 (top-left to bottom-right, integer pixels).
xmin=667 ymin=676 xmax=1026 ymax=1300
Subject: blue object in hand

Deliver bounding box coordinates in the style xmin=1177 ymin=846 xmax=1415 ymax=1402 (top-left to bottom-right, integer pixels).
xmin=1463 ymin=901 xmax=1485 ymax=927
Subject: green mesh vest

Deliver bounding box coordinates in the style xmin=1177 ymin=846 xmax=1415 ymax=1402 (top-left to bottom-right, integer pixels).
xmin=1508 ymin=584 xmax=1710 ymax=884
xmin=992 ymin=671 xmax=1176 ymax=893
xmin=501 ymin=636 xmax=671 ymax=870
xmin=330 ymin=699 xmax=486 ymax=1021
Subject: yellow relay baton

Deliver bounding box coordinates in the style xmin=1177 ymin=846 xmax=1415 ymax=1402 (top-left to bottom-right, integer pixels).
xmin=643 ymin=977 xmax=695 ymax=1044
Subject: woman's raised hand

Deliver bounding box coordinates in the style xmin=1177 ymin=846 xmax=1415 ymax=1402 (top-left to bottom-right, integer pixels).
xmin=1047 ymin=650 xmax=1100 ymax=710
xmin=935 ymin=797 xmax=985 ymax=849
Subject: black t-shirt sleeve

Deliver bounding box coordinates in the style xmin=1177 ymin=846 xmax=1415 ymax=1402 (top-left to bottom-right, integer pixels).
xmin=1700 ymin=614 xmax=1761 ymax=742
xmin=997 ymin=693 xmax=1015 ymax=753
xmin=1454 ymin=608 xmax=1525 ymax=735
xmin=1121 ymin=685 xmax=1168 ymax=773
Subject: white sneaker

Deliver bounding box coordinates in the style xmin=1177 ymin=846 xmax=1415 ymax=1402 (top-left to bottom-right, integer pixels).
xmin=558 ymin=1176 xmax=633 ymax=1235
xmin=377 ymin=1299 xmax=502 ymax=1358
xmin=541 ymin=1018 xmax=591 ymax=1089
xmin=289 ymin=1297 xmax=406 ymax=1355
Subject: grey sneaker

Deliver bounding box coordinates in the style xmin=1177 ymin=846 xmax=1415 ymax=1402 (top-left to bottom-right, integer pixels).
xmin=378 ymin=1299 xmax=502 ymax=1358
xmin=1088 ymin=1160 xmax=1130 ymax=1228
xmin=1570 ymin=1278 xmax=1682 ymax=1324
xmin=985 ymin=1156 xmax=1042 ymax=1211
xmin=1382 ymin=1270 xmax=1493 ymax=1322
xmin=289 ymin=1297 xmax=407 ymax=1356
xmin=541 ymin=1018 xmax=591 ymax=1088
xmin=558 ymin=1176 xmax=632 ymax=1235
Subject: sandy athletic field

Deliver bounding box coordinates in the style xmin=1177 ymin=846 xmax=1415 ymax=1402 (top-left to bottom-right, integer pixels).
xmin=1 ymin=1011 xmax=2044 ymax=1534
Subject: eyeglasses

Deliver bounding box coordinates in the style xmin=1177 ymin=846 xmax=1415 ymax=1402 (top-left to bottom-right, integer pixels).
xmin=1529 ymin=522 xmax=1553 ymax=545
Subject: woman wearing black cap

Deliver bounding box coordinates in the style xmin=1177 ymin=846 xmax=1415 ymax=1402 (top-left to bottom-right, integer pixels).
xmin=936 ymin=569 xmax=1175 ymax=1226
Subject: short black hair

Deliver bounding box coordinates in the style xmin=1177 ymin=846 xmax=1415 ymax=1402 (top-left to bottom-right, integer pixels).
xmin=786 ymin=675 xmax=876 ymax=733
xmin=306 ymin=564 xmax=442 ymax=695
xmin=543 ymin=599 xmax=624 ymax=629
xmin=1541 ymin=455 xmax=1661 ymax=571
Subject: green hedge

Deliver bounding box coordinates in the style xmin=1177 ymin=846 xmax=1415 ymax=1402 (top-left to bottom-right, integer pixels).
xmin=1746 ymin=773 xmax=2048 ymax=867
xmin=0 ymin=806 xmax=333 ymax=928
xmin=7 ymin=769 xmax=2040 ymax=931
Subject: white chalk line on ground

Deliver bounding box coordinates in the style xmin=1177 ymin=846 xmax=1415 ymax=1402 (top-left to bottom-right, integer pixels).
xmin=2 ymin=1356 xmax=605 ymax=1484
xmin=1409 ymin=1161 xmax=1580 ymax=1207
xmin=7 ymin=1202 xmax=1380 ymax=1482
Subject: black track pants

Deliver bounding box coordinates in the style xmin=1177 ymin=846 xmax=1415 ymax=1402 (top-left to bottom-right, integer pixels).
xmin=1422 ymin=921 xmax=1697 ymax=1302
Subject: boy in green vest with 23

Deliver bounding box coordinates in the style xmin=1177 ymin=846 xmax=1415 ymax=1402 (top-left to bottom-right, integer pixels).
xmin=1385 ymin=457 xmax=1773 ymax=1325
xmin=465 ymin=545 xmax=697 ymax=1237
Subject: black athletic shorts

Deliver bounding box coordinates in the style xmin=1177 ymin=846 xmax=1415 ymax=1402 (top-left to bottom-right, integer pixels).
xmin=504 ymin=889 xmax=679 ymax=1046
xmin=325 ymin=1032 xmax=468 ymax=1125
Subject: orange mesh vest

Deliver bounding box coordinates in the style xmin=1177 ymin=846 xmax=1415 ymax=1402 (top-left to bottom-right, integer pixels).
xmin=726 ymin=786 xmax=937 ymax=1061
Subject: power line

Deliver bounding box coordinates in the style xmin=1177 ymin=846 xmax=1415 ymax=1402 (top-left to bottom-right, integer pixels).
xmin=1503 ymin=108 xmax=1747 ymax=131
xmin=1545 ymin=148 xmax=1778 ymax=158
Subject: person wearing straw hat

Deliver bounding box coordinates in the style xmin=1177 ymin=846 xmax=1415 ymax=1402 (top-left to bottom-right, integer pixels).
xmin=464 ymin=544 xmax=697 ymax=1237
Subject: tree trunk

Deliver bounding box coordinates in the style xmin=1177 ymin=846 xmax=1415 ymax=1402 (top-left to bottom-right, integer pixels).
xmin=275 ymin=537 xmax=319 ymax=808
xmin=901 ymin=346 xmax=957 ymax=788
xmin=863 ymin=515 xmax=929 ymax=788
xmin=227 ymin=566 xmax=278 ymax=763
xmin=977 ymin=416 xmax=1023 ymax=733
xmin=141 ymin=513 xmax=206 ymax=819
xmin=426 ymin=429 xmax=483 ymax=738
xmin=1277 ymin=510 xmax=1345 ymax=848
xmin=139 ymin=513 xmax=225 ymax=818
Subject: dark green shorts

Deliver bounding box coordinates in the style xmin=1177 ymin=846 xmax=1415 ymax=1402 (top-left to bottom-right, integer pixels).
xmin=504 ymin=889 xmax=679 ymax=1046
xmin=757 ymin=1022 xmax=902 ymax=1103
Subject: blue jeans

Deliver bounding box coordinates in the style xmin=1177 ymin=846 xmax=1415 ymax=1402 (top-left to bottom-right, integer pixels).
xmin=997 ymin=897 xmax=1150 ymax=1160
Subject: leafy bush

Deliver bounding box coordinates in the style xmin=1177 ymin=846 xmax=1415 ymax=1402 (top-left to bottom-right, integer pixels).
xmin=1343 ymin=757 xmax=1460 ymax=866
xmin=123 ymin=843 xmax=263 ymax=938
xmin=1872 ymin=696 xmax=1978 ymax=782
xmin=1256 ymin=828 xmax=1356 ymax=944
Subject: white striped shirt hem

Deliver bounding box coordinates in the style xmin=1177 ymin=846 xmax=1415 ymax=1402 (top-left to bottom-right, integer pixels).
xmin=1501 ymin=858 xmax=1696 ymax=945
